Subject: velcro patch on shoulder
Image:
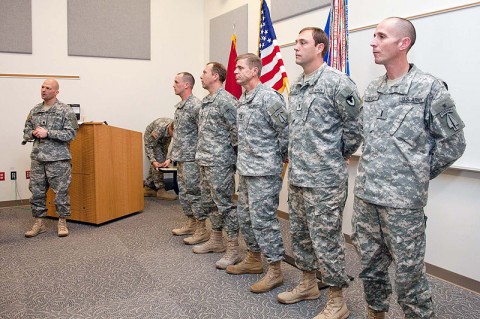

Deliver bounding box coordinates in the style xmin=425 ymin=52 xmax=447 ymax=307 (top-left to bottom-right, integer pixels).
xmin=338 ymin=86 xmax=361 ymax=117
xmin=431 ymin=94 xmax=464 ymax=133
xmin=267 ymin=102 xmax=288 ymax=125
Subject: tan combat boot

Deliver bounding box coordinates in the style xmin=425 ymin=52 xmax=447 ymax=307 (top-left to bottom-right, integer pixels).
xmin=313 ymin=287 xmax=349 ymax=319
xmin=192 ymin=230 xmax=225 ymax=254
xmin=226 ymin=251 xmax=263 ymax=275
xmin=368 ymin=308 xmax=386 ymax=319
xmin=25 ymin=217 xmax=46 ymax=238
xmin=156 ymin=189 xmax=178 ymax=201
xmin=184 ymin=219 xmax=210 ymax=245
xmin=57 ymin=218 xmax=69 ymax=237
xmin=143 ymin=186 xmax=157 ymax=197
xmin=277 ymin=270 xmax=320 ymax=304
xmin=215 ymin=236 xmax=242 ymax=269
xmin=172 ymin=217 xmax=196 ymax=236
xmin=250 ymin=261 xmax=284 ymax=293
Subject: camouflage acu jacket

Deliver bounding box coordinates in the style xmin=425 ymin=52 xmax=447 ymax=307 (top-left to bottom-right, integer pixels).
xmin=23 ymin=100 xmax=78 ymax=162
xmin=171 ymin=94 xmax=201 ymax=162
xmin=288 ymin=63 xmax=362 ymax=188
xmin=237 ymin=83 xmax=288 ymax=176
xmin=144 ymin=118 xmax=173 ymax=164
xmin=196 ymin=88 xmax=238 ymax=166
xmin=354 ymin=64 xmax=466 ymax=209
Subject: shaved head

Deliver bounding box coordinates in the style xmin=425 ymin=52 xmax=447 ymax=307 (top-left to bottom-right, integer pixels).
xmin=383 ymin=17 xmax=416 ymax=51
xmin=41 ymin=78 xmax=60 ymax=104
xmin=44 ymin=78 xmax=59 ymax=90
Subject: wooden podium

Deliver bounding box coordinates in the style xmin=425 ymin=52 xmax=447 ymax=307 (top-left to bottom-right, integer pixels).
xmin=47 ymin=122 xmax=144 ymax=224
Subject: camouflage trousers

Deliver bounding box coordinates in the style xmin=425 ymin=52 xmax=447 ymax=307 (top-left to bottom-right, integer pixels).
xmin=144 ymin=165 xmax=165 ymax=190
xmin=351 ymin=196 xmax=434 ymax=318
xmin=177 ymin=161 xmax=208 ymax=221
xmin=288 ymin=182 xmax=349 ymax=288
xmin=200 ymin=165 xmax=238 ymax=238
xmin=237 ymin=174 xmax=285 ymax=263
xmin=29 ymin=159 xmax=72 ymax=218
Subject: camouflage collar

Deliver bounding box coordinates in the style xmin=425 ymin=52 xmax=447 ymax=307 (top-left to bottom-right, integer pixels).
xmin=177 ymin=94 xmax=194 ymax=109
xmin=377 ymin=64 xmax=418 ymax=95
xmin=34 ymin=99 xmax=63 ymax=113
xmin=240 ymin=83 xmax=264 ymax=104
xmin=202 ymin=87 xmax=224 ymax=104
xmin=291 ymin=63 xmax=327 ymax=93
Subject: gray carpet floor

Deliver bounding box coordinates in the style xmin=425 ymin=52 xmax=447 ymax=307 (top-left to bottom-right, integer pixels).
xmin=1 ymin=198 xmax=479 ymax=319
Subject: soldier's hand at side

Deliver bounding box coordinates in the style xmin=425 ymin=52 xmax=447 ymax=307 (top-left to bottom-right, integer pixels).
xmin=159 ymin=159 xmax=171 ymax=168
xmin=152 ymin=161 xmax=161 ymax=170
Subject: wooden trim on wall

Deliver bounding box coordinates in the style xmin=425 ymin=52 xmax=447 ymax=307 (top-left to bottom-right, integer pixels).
xmin=279 ymin=2 xmax=480 ymax=48
xmin=0 ymin=73 xmax=80 ymax=79
xmin=348 ymin=2 xmax=480 ymax=33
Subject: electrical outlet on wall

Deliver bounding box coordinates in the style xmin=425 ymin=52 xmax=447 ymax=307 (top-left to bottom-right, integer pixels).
xmin=0 ymin=172 xmax=5 ymax=181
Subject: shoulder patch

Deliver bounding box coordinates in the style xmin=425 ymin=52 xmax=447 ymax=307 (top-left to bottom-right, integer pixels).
xmin=338 ymin=85 xmax=361 ymax=118
xmin=431 ymin=93 xmax=465 ymax=133
xmin=346 ymin=95 xmax=356 ymax=107
xmin=267 ymin=102 xmax=288 ymax=125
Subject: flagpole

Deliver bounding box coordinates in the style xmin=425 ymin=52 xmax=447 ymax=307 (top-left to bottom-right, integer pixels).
xmin=257 ymin=0 xmax=263 ymax=56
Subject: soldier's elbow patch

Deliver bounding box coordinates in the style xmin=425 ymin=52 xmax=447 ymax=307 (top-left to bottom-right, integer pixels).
xmin=267 ymin=102 xmax=288 ymax=126
xmin=431 ymin=94 xmax=465 ymax=135
xmin=338 ymin=87 xmax=361 ymax=118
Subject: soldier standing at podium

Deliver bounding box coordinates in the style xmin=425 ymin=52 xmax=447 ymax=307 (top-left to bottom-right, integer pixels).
xmin=143 ymin=117 xmax=177 ymax=201
xmin=23 ymin=78 xmax=79 ymax=238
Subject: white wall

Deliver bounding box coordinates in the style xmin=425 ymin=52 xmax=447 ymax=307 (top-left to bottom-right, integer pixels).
xmin=205 ymin=0 xmax=480 ymax=281
xmin=0 ymin=0 xmax=205 ymax=201
xmin=1 ymin=0 xmax=478 ymax=282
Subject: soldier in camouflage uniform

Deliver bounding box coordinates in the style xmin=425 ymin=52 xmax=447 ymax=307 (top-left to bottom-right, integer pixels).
xmin=170 ymin=72 xmax=210 ymax=245
xmin=192 ymin=62 xmax=240 ymax=268
xmin=225 ymin=53 xmax=288 ymax=293
xmin=23 ymin=79 xmax=79 ymax=238
xmin=277 ymin=28 xmax=362 ymax=319
xmin=143 ymin=117 xmax=177 ymax=201
xmin=352 ymin=18 xmax=466 ymax=319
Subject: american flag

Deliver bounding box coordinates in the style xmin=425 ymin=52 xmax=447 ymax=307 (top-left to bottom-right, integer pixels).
xmin=258 ymin=0 xmax=288 ymax=93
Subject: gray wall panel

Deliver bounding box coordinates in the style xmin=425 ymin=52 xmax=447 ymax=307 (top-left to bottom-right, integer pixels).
xmin=209 ymin=4 xmax=248 ymax=67
xmin=0 ymin=0 xmax=32 ymax=54
xmin=68 ymin=0 xmax=150 ymax=60
xmin=271 ymin=0 xmax=329 ymax=22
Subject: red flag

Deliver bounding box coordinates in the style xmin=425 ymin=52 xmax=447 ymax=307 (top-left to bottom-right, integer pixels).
xmin=258 ymin=0 xmax=288 ymax=93
xmin=225 ymin=34 xmax=242 ymax=99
